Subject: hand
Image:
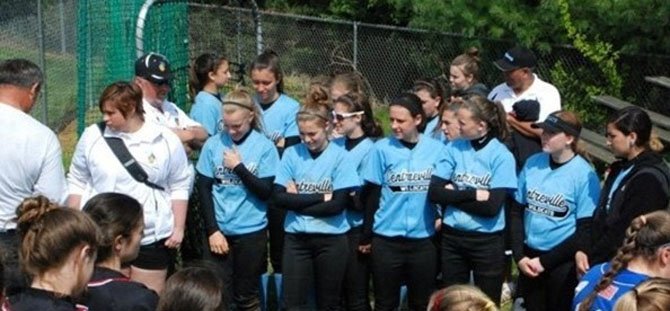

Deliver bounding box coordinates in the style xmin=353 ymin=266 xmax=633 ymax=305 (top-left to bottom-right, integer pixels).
xmin=164 ymin=227 xmax=184 ymax=249
xmin=434 ymin=218 xmax=442 ymax=231
xmin=358 ymin=244 xmax=371 ymax=254
xmin=444 ymin=184 xmax=455 ymax=190
xmin=518 ymin=257 xmax=539 ymax=278
xmin=476 ymin=189 xmax=490 ymax=201
xmin=209 ymin=231 xmax=230 ymax=255
xmin=324 ymin=193 xmax=333 ymax=202
xmin=183 ymin=143 xmax=194 ymax=157
xmin=223 ymin=147 xmax=242 ymax=169
xmin=528 ymin=257 xmax=545 ymax=274
xmin=275 ymin=137 xmax=286 ymax=148
xmin=575 ymin=251 xmax=590 ymax=277
xmin=286 ymin=182 xmax=298 ymax=194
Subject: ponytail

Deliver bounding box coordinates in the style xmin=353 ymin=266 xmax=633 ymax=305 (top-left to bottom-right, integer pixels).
xmin=461 ymin=96 xmax=508 ymax=141
xmin=189 ymin=53 xmax=228 ymax=99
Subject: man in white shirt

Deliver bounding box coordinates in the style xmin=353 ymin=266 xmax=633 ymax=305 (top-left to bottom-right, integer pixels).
xmin=488 ymin=46 xmax=561 ymax=138
xmin=134 ymin=52 xmax=208 ymax=153
xmin=0 ymin=59 xmax=66 ymax=286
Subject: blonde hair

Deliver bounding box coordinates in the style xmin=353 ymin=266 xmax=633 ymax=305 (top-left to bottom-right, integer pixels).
xmin=222 ymin=89 xmax=263 ymax=133
xmin=298 ymin=83 xmax=331 ymax=129
xmin=614 ymin=278 xmax=670 ymax=311
xmin=428 ymin=285 xmax=498 ymax=311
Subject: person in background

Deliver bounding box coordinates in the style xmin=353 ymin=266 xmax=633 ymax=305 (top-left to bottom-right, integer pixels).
xmin=576 ymin=106 xmax=669 ymax=276
xmin=427 ymin=285 xmax=498 ymax=311
xmin=412 ymin=77 xmax=449 ymax=138
xmin=329 ymin=71 xmax=365 ymax=101
xmin=613 ymin=278 xmax=670 ymax=311
xmin=449 ymin=47 xmax=489 ymax=99
xmin=157 ymin=266 xmax=225 ymax=311
xmin=189 ymin=53 xmax=231 ymax=136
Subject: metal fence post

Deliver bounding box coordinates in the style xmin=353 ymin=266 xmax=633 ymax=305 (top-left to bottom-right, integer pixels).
xmin=353 ymin=21 xmax=358 ymax=70
xmin=59 ymin=0 xmax=66 ymax=53
xmin=37 ymin=0 xmax=48 ymax=125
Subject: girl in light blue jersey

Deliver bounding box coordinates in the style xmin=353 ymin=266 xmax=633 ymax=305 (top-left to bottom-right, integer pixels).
xmin=510 ymin=111 xmax=600 ymax=311
xmin=413 ymin=77 xmax=449 ymax=139
xmin=195 ymin=89 xmax=279 ymax=310
xmin=272 ymin=99 xmax=359 ymax=310
xmin=428 ymin=95 xmax=516 ymax=304
xmin=574 ymin=210 xmax=670 ymax=311
xmin=249 ymin=50 xmax=301 ymax=276
xmin=331 ymin=91 xmax=383 ymax=311
xmin=362 ymin=93 xmax=448 ymax=311
xmin=189 ymin=53 xmax=230 ymax=136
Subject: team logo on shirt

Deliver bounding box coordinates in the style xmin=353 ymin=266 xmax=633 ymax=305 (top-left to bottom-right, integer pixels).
xmin=296 ymin=179 xmax=333 ymax=194
xmin=453 ymin=172 xmax=492 ymax=188
xmin=385 ymin=169 xmax=432 ymax=192
xmin=526 ymin=188 xmax=569 ymax=218
xmin=214 ymin=163 xmax=258 ymax=185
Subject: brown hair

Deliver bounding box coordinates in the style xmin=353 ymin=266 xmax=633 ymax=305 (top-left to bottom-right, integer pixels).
xmin=579 ymin=210 xmax=670 ymax=311
xmin=552 ymin=110 xmax=591 ymax=161
xmin=157 ymin=266 xmax=224 ymax=311
xmin=428 ymin=285 xmax=498 ymax=311
xmin=82 ymin=193 xmax=143 ymax=264
xmin=329 ymin=72 xmax=364 ymax=96
xmin=98 ymin=81 xmax=144 ymax=120
xmin=189 ymin=53 xmax=228 ymax=98
xmin=16 ymin=195 xmax=100 ymax=278
xmin=333 ymin=91 xmax=383 ymax=138
xmin=451 ymin=47 xmax=482 ymax=84
xmin=222 ymin=88 xmax=263 ymax=133
xmin=614 ymin=278 xmax=670 ymax=311
xmin=461 ymin=95 xmax=509 ymax=141
xmin=297 ymin=89 xmax=331 ymax=129
xmin=250 ymin=49 xmax=284 ymax=94
xmin=412 ymin=77 xmax=450 ymax=109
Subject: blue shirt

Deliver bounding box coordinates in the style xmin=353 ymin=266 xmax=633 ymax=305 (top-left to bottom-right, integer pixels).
xmin=364 ymin=135 xmax=448 ymax=238
xmin=275 ymin=142 xmax=359 ymax=234
xmin=190 ymin=91 xmax=222 ymax=136
xmin=437 ymin=138 xmax=517 ymax=233
xmin=256 ymin=93 xmax=300 ymax=141
xmin=515 ymin=153 xmax=600 ymax=250
xmin=196 ymin=130 xmax=279 ymax=235
xmin=332 ymin=137 xmax=375 ymax=228
xmin=573 ymin=263 xmax=649 ymax=311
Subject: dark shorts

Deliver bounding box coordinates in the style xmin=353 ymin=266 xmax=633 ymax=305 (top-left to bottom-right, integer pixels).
xmin=131 ymin=239 xmax=174 ymax=270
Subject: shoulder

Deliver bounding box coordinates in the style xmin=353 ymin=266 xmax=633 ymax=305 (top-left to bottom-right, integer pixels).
xmin=488 ymin=83 xmax=510 ymax=100
xmin=533 ymin=75 xmax=560 ymax=95
xmin=250 ymin=130 xmax=276 ymax=149
xmin=278 ymin=94 xmax=300 ymax=108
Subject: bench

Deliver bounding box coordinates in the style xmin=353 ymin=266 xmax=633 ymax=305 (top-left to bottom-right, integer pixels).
xmin=592 ymin=95 xmax=670 ymax=143
xmin=645 ymin=76 xmax=670 ymax=90
xmin=580 ymin=128 xmax=616 ymax=164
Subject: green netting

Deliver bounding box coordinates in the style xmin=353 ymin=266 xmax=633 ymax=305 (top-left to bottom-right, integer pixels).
xmin=77 ymin=0 xmax=188 ymax=135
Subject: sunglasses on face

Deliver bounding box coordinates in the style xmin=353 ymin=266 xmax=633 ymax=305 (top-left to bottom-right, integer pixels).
xmin=332 ymin=111 xmax=364 ymax=122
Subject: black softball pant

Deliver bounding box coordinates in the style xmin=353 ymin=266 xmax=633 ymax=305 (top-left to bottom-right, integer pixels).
xmin=441 ymin=227 xmax=506 ymax=305
xmin=371 ymin=235 xmax=437 ymax=311
xmin=282 ymin=232 xmax=348 ymax=311
xmin=517 ymin=246 xmax=576 ymax=311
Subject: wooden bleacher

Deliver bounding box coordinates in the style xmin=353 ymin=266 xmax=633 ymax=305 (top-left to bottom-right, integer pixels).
xmin=591 ymin=95 xmax=670 ymax=143
xmin=645 ymin=76 xmax=670 ymax=90
xmin=580 ymin=128 xmax=616 ymax=164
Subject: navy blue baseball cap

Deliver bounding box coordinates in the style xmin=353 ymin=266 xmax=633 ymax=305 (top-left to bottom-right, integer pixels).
xmin=532 ymin=111 xmax=581 ymax=137
xmin=494 ymin=46 xmax=537 ymax=71
xmin=135 ymin=52 xmax=172 ymax=84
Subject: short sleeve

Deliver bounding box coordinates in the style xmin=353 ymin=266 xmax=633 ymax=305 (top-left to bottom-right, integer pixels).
xmin=363 ymin=144 xmax=384 ymax=185
xmin=257 ymin=141 xmax=280 ymax=178
xmin=274 ymin=148 xmax=295 ymax=187
xmin=490 ymin=151 xmax=518 ymax=190
xmin=576 ymin=169 xmax=601 ymax=219
xmin=333 ymin=152 xmax=360 ymax=190
xmin=195 ymin=138 xmax=216 ymax=178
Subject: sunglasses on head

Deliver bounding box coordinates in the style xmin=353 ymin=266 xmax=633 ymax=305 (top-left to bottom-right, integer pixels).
xmin=332 ymin=110 xmax=364 ymax=121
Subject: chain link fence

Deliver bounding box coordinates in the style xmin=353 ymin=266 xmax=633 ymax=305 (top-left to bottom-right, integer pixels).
xmin=0 ymin=0 xmax=77 ymax=132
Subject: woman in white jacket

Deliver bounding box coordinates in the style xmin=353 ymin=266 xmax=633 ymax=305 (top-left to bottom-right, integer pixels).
xmin=66 ymin=81 xmax=191 ymax=294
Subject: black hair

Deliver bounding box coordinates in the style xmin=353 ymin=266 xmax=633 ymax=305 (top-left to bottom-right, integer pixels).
xmin=390 ymin=92 xmax=426 ymax=133
xmin=0 ymin=59 xmax=43 ymax=89
xmin=249 ymin=49 xmax=284 ymax=94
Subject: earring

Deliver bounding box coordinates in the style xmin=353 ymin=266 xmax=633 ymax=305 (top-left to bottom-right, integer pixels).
xmin=629 ymin=140 xmax=634 ymax=148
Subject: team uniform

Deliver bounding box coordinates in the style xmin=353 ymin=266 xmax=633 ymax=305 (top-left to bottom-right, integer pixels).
xmin=572 ymin=263 xmax=649 ymax=311
xmin=84 ymin=267 xmax=158 ymax=311
xmin=189 ymin=91 xmax=222 ymax=136
xmin=196 ymin=129 xmax=279 ymax=310
xmin=423 ymin=115 xmax=440 ymax=138
xmin=67 ymin=121 xmax=191 ymax=268
xmin=333 ymin=136 xmax=375 ymax=311
xmin=431 ymin=136 xmax=517 ymax=303
xmin=2 ymin=287 xmax=88 ymax=311
xmin=511 ymin=153 xmax=600 ymax=311
xmin=363 ymin=134 xmax=447 ymax=311
xmin=256 ymin=93 xmax=301 ymax=274
xmin=488 ymin=74 xmax=561 ymax=122
xmin=274 ymin=142 xmax=358 ymax=310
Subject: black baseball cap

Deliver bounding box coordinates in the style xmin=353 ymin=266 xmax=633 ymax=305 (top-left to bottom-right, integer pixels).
xmin=135 ymin=52 xmax=172 ymax=84
xmin=512 ymin=99 xmax=540 ymax=122
xmin=494 ymin=46 xmax=537 ymax=71
xmin=531 ymin=111 xmax=581 ymax=137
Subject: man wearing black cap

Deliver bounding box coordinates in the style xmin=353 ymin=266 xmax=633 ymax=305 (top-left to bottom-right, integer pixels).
xmin=488 ymin=46 xmax=561 ymax=139
xmin=134 ymin=52 xmax=207 ymax=153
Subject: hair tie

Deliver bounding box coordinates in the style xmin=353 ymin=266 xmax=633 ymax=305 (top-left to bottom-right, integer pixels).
xmin=223 ymin=101 xmax=253 ymax=111
xmin=484 ymin=301 xmax=496 ymax=310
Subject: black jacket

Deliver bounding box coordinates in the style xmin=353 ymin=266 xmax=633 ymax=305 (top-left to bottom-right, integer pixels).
xmin=586 ymin=151 xmax=669 ymax=265
xmin=83 ymin=267 xmax=158 ymax=311
xmin=3 ymin=287 xmax=84 ymax=311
